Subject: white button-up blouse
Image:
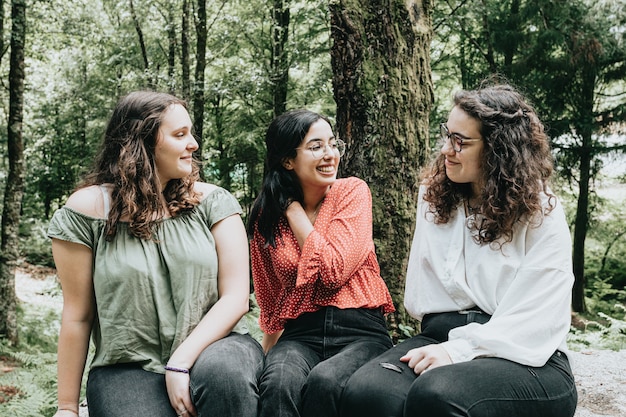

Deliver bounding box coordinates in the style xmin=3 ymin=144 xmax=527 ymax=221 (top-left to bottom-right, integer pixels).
xmin=404 ymin=185 xmax=574 ymax=367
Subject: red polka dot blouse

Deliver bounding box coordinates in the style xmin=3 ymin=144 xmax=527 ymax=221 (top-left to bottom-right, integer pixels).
xmin=250 ymin=177 xmax=395 ymax=334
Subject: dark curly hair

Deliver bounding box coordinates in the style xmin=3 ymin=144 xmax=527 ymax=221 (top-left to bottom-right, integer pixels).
xmin=79 ymin=91 xmax=200 ymax=240
xmin=423 ymin=82 xmax=555 ymax=245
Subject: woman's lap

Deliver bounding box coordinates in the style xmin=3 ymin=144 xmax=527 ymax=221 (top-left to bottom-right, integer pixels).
xmin=87 ymin=332 xmax=263 ymax=417
xmin=340 ymin=336 xmax=577 ymax=417
xmin=259 ymin=307 xmax=392 ymax=417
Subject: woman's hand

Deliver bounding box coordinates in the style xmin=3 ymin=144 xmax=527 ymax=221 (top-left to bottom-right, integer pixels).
xmin=165 ymin=371 xmax=197 ymax=417
xmin=261 ymin=330 xmax=283 ymax=354
xmin=400 ymin=344 xmax=452 ymax=375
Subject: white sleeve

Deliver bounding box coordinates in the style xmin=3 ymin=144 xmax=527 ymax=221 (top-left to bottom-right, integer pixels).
xmin=441 ymin=200 xmax=574 ymax=367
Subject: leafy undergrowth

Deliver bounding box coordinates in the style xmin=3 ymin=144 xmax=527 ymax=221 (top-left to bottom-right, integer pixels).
xmin=0 ymin=316 xmax=60 ymax=416
xmin=568 ymin=306 xmax=626 ymax=351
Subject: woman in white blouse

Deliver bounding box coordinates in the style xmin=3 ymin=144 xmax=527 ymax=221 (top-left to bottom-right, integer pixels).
xmin=340 ymin=82 xmax=577 ymax=417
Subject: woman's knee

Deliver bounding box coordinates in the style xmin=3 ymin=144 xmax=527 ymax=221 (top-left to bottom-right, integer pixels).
xmin=191 ymin=334 xmax=263 ymax=390
xmin=340 ymin=361 xmax=408 ymax=417
xmin=404 ymin=371 xmax=462 ymax=416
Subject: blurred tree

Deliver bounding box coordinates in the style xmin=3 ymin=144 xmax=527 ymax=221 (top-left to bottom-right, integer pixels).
xmin=0 ymin=0 xmax=26 ymax=345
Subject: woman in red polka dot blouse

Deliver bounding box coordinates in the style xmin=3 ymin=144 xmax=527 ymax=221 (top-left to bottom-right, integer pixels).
xmin=247 ymin=109 xmax=395 ymax=417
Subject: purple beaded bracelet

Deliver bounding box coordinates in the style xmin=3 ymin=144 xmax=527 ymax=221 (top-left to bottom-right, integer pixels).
xmin=164 ymin=365 xmax=190 ymax=374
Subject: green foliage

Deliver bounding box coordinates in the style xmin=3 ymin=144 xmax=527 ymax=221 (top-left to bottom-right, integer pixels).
xmin=396 ymin=323 xmax=416 ymax=342
xmin=19 ymin=220 xmax=55 ymax=268
xmin=558 ymin=184 xmax=626 ymax=350
xmin=244 ymin=293 xmax=263 ymax=343
xmin=568 ymin=305 xmax=626 ymax=351
xmin=0 ymin=302 xmax=61 ymax=416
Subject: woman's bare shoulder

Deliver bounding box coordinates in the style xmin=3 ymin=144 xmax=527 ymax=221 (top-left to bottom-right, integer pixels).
xmin=64 ymin=185 xmax=108 ymax=219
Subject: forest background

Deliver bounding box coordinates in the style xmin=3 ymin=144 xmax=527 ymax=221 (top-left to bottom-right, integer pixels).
xmin=0 ymin=0 xmax=624 ymax=415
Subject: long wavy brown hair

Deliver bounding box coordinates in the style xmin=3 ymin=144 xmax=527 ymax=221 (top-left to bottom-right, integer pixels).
xmin=79 ymin=91 xmax=200 ymax=240
xmin=423 ymin=82 xmax=555 ymax=245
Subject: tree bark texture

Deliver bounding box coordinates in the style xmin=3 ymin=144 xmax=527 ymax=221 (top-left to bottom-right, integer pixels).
xmin=271 ymin=0 xmax=290 ymax=117
xmin=329 ymin=0 xmax=433 ymax=333
xmin=0 ymin=0 xmax=26 ymax=344
xmin=181 ymin=0 xmax=191 ymax=101
xmin=194 ymin=0 xmax=207 ymax=163
xmin=571 ymin=62 xmax=598 ymax=313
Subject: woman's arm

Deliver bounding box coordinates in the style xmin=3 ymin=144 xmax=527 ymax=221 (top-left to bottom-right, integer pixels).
xmin=165 ymin=213 xmax=251 ymax=415
xmin=294 ymin=178 xmax=375 ymax=289
xmin=52 ymin=239 xmax=95 ymax=417
xmin=444 ymin=200 xmax=574 ymax=366
xmin=284 ymin=201 xmax=313 ymax=249
xmin=261 ymin=330 xmax=283 ymax=354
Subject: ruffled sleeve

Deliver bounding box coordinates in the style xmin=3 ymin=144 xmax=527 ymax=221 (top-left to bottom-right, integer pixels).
xmin=47 ymin=207 xmax=103 ymax=249
xmin=196 ymin=187 xmax=243 ymax=228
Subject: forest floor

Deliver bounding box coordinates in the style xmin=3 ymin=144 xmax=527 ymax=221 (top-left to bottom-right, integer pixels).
xmin=7 ymin=263 xmax=626 ymax=417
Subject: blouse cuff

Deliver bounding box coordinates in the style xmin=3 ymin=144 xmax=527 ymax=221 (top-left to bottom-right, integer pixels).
xmin=295 ymin=230 xmax=324 ymax=287
xmin=440 ymin=339 xmax=475 ymax=364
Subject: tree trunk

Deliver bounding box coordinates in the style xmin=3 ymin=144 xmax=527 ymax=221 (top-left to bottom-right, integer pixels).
xmin=571 ymin=55 xmax=599 ymax=313
xmin=0 ymin=0 xmax=26 ymax=344
xmin=129 ymin=0 xmax=148 ymax=71
xmin=194 ymin=0 xmax=207 ymax=160
xmin=181 ymin=0 xmax=191 ymax=101
xmin=572 ymin=145 xmax=590 ymax=313
xmin=330 ymin=0 xmax=433 ymax=336
xmin=209 ymin=92 xmax=232 ymax=189
xmin=271 ymin=0 xmax=290 ymax=117
xmin=166 ymin=4 xmax=177 ymax=93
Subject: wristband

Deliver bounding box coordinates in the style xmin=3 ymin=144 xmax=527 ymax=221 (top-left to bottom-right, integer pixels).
xmin=164 ymin=365 xmax=190 ymax=374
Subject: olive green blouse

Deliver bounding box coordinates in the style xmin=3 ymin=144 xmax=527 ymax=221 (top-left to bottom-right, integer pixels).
xmin=48 ymin=187 xmax=248 ymax=374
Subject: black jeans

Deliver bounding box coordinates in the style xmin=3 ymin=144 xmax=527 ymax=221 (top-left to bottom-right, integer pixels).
xmin=340 ymin=311 xmax=577 ymax=417
xmin=86 ymin=333 xmax=263 ymax=417
xmin=258 ymin=306 xmax=393 ymax=417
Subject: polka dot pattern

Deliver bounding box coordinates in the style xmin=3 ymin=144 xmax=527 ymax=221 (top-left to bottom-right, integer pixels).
xmin=251 ymin=177 xmax=395 ymax=334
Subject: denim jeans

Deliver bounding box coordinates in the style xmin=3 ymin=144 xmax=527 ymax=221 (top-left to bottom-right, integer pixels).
xmin=340 ymin=311 xmax=578 ymax=417
xmin=86 ymin=332 xmax=263 ymax=417
xmin=258 ymin=306 xmax=393 ymax=417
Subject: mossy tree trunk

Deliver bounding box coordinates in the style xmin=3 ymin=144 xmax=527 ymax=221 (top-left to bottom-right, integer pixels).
xmin=329 ymin=0 xmax=433 ymax=336
xmin=0 ymin=0 xmax=26 ymax=345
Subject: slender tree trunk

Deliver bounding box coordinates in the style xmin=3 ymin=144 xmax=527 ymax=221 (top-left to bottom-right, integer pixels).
xmin=193 ymin=0 xmax=207 ymax=162
xmin=0 ymin=0 xmax=26 ymax=344
xmin=181 ymin=0 xmax=191 ymax=101
xmin=571 ymin=63 xmax=597 ymax=313
xmin=572 ymin=146 xmax=590 ymax=312
xmin=166 ymin=4 xmax=177 ymax=93
xmin=0 ymin=0 xmax=4 ymax=57
xmin=209 ymin=93 xmax=232 ymax=189
xmin=502 ymin=0 xmax=520 ymax=73
xmin=129 ymin=0 xmax=152 ymax=87
xmin=271 ymin=0 xmax=290 ymax=117
xmin=330 ymin=0 xmax=433 ymax=337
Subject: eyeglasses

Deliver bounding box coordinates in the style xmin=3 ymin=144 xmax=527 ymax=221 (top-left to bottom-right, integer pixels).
xmin=298 ymin=139 xmax=346 ymax=159
xmin=440 ymin=123 xmax=482 ymax=152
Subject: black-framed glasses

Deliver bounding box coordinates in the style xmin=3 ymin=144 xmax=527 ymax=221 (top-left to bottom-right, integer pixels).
xmin=298 ymin=139 xmax=346 ymax=159
xmin=440 ymin=123 xmax=482 ymax=152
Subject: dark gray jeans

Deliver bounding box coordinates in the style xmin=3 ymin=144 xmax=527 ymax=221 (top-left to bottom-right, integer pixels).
xmin=340 ymin=311 xmax=578 ymax=417
xmin=258 ymin=306 xmax=393 ymax=417
xmin=86 ymin=332 xmax=263 ymax=417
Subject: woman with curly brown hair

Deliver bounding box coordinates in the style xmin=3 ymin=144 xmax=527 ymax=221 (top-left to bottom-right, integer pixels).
xmin=48 ymin=91 xmax=262 ymax=417
xmin=340 ymin=82 xmax=578 ymax=417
